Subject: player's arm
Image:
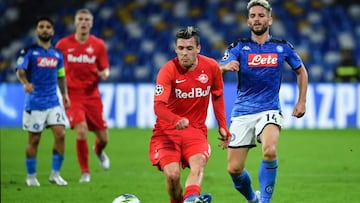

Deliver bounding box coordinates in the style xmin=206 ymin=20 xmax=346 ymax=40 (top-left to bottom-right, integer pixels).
xmin=154 ymin=101 xmax=188 ymax=130
xmin=292 ymin=64 xmax=308 ymax=118
xmin=97 ymin=39 xmax=110 ymax=81
xmin=219 ymin=42 xmax=240 ymax=74
xmin=211 ymin=65 xmax=231 ymax=148
xmin=57 ymin=67 xmax=70 ymax=108
xmin=153 ymin=62 xmax=188 ymax=130
xmin=16 ymin=69 xmax=33 ymax=93
xmin=219 ymin=60 xmax=240 ymax=74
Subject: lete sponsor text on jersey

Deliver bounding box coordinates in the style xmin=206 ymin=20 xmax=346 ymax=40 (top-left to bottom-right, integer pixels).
xmin=248 ymin=53 xmax=278 ymax=67
xmin=37 ymin=57 xmax=58 ymax=68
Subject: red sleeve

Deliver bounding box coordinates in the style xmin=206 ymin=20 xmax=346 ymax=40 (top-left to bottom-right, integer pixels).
xmin=211 ymin=63 xmax=228 ymax=129
xmin=153 ymin=60 xmax=181 ymax=125
xmin=96 ymin=38 xmax=110 ymax=70
xmin=55 ymin=38 xmax=63 ymax=51
xmin=154 ymin=101 xmax=181 ymax=125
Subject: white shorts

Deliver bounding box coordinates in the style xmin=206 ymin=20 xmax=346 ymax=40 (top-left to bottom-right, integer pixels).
xmin=23 ymin=106 xmax=67 ymax=133
xmin=229 ymin=110 xmax=283 ymax=148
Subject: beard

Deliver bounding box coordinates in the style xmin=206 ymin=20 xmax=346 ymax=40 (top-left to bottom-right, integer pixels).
xmin=251 ymin=26 xmax=268 ymax=36
xmin=38 ymin=34 xmax=52 ymax=42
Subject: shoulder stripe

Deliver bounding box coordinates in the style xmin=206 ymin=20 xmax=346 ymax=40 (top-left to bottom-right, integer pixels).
xmin=270 ymin=38 xmax=295 ymax=49
xmin=226 ymin=38 xmax=251 ymax=50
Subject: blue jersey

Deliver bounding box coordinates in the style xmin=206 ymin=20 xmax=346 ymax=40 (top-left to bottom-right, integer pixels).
xmin=16 ymin=44 xmax=65 ymax=111
xmin=220 ymin=36 xmax=303 ymax=117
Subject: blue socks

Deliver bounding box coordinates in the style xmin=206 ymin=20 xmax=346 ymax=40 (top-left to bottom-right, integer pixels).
xmin=258 ymin=160 xmax=278 ymax=203
xmin=25 ymin=157 xmax=37 ymax=175
xmin=231 ymin=169 xmax=256 ymax=201
xmin=26 ymin=153 xmax=64 ymax=175
xmin=52 ymin=153 xmax=64 ymax=172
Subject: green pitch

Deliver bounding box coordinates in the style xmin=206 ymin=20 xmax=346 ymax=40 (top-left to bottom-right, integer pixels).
xmin=1 ymin=128 xmax=359 ymax=202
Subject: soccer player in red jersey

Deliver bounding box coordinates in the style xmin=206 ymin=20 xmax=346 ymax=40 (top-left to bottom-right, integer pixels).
xmin=149 ymin=26 xmax=232 ymax=203
xmin=55 ymin=8 xmax=110 ymax=183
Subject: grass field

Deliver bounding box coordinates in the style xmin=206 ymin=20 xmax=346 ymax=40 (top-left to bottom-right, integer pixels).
xmin=1 ymin=128 xmax=359 ymax=203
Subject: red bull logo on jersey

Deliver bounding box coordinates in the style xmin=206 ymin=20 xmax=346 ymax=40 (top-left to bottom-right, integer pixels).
xmin=37 ymin=57 xmax=58 ymax=68
xmin=67 ymin=54 xmax=96 ymax=64
xmin=248 ymin=54 xmax=278 ymax=67
xmin=175 ymin=86 xmax=211 ymax=98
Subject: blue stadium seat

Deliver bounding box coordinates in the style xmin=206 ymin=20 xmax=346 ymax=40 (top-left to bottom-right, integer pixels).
xmin=0 ymin=0 xmax=359 ymax=83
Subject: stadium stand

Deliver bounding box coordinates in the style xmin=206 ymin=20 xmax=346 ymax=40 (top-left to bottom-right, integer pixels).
xmin=0 ymin=0 xmax=359 ymax=83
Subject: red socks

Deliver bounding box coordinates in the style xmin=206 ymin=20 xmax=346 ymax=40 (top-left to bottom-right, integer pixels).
xmin=183 ymin=185 xmax=200 ymax=200
xmin=94 ymin=139 xmax=105 ymax=155
xmin=169 ymin=184 xmax=199 ymax=202
xmin=76 ymin=139 xmax=89 ymax=173
xmin=170 ymin=199 xmax=183 ymax=203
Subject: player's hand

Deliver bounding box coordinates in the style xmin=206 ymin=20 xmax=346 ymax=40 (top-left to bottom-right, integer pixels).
xmin=292 ymin=101 xmax=306 ymax=118
xmin=218 ymin=127 xmax=231 ymax=149
xmin=220 ymin=60 xmax=240 ymax=73
xmin=62 ymin=95 xmax=71 ymax=109
xmin=98 ymin=68 xmax=110 ymax=81
xmin=23 ymin=83 xmax=34 ymax=93
xmin=175 ymin=117 xmax=189 ymax=130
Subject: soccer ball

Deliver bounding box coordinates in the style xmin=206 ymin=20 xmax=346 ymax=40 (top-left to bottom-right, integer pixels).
xmin=112 ymin=194 xmax=141 ymax=203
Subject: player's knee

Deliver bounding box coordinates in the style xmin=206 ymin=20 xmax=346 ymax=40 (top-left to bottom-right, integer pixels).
xmin=227 ymin=163 xmax=245 ymax=175
xmin=54 ymin=128 xmax=66 ymax=139
xmin=262 ymin=145 xmax=277 ymax=160
xmin=165 ymin=169 xmax=181 ymax=182
xmin=29 ymin=135 xmax=41 ymax=146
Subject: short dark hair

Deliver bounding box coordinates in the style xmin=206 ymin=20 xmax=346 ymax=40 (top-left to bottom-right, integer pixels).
xmin=175 ymin=26 xmax=200 ymax=46
xmin=36 ymin=16 xmax=54 ymax=27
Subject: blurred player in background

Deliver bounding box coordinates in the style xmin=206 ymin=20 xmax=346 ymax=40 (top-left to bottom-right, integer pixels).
xmin=334 ymin=48 xmax=359 ymax=82
xmin=16 ymin=16 xmax=70 ymax=187
xmin=56 ymin=8 xmax=110 ymax=183
xmin=149 ymin=26 xmax=232 ymax=203
xmin=219 ymin=0 xmax=308 ymax=202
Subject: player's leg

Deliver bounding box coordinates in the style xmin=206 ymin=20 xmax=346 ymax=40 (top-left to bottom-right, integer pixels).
xmin=49 ymin=125 xmax=67 ymax=185
xmin=182 ymin=153 xmax=211 ymax=203
xmin=182 ymin=128 xmax=212 ymax=203
xmin=25 ymin=131 xmax=41 ymax=186
xmin=45 ymin=106 xmax=68 ymax=185
xmin=228 ymin=116 xmax=259 ymax=202
xmin=23 ymin=110 xmax=45 ymax=186
xmin=93 ymin=129 xmax=110 ymax=170
xmin=255 ymin=110 xmax=283 ymax=203
xmin=163 ymin=162 xmax=183 ymax=203
xmin=74 ymin=121 xmax=90 ymax=182
xmin=258 ymin=124 xmax=280 ymax=203
xmin=65 ymin=101 xmax=90 ymax=181
xmin=87 ymin=98 xmax=109 ymax=170
xmin=149 ymin=131 xmax=183 ymax=203
xmin=228 ymin=148 xmax=259 ymax=202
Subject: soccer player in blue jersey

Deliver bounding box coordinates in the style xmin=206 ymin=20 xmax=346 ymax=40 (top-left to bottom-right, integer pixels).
xmin=16 ymin=16 xmax=70 ymax=187
xmin=219 ymin=0 xmax=308 ymax=202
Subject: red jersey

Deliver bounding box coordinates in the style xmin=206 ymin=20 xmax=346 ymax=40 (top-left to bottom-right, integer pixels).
xmin=55 ymin=34 xmax=109 ymax=97
xmin=154 ymin=54 xmax=227 ymax=130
